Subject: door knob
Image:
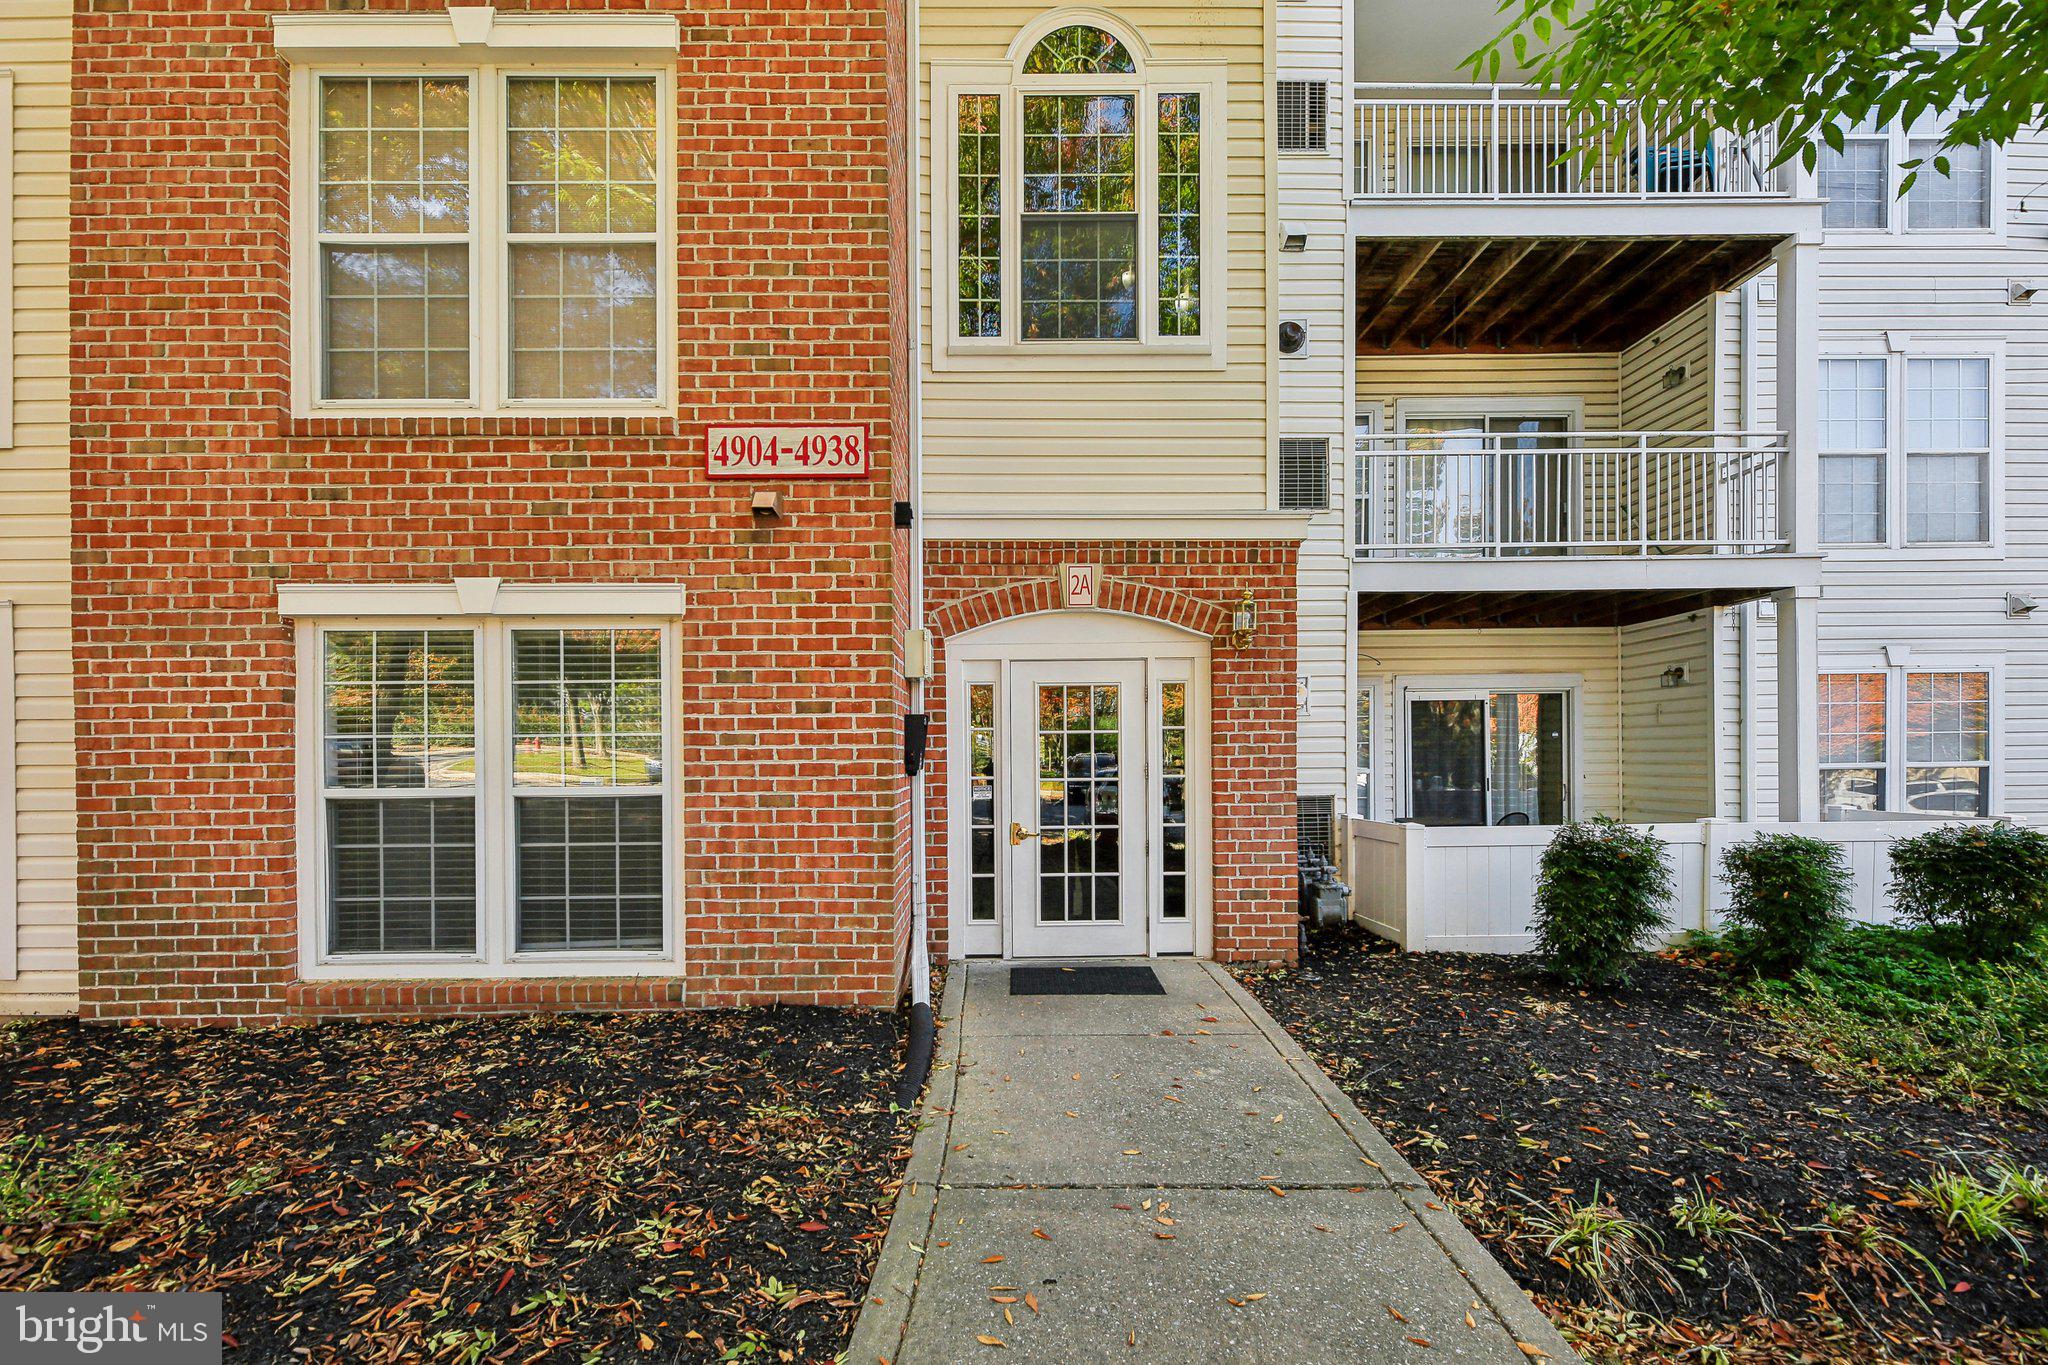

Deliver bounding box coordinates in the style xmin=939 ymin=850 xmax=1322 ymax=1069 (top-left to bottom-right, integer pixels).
xmin=1010 ymin=822 xmax=1038 ymax=845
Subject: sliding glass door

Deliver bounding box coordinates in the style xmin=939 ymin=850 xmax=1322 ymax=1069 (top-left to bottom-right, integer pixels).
xmin=1406 ymin=689 xmax=1571 ymax=827
xmin=1398 ymin=414 xmax=1572 ymax=555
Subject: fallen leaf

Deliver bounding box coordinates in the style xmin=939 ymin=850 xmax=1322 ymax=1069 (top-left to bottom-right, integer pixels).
xmin=1031 ymin=1228 xmax=1052 ymax=1240
xmin=1024 ymin=1292 xmax=1039 ymax=1315
xmin=1386 ymin=1305 xmax=1408 ymax=1323
xmin=1515 ymin=1345 xmax=1548 ymax=1359
xmin=977 ymin=1336 xmax=1006 ymax=1348
xmin=982 ymin=1255 xmax=1005 ymax=1264
xmin=1407 ymin=1337 xmax=1432 ymax=1348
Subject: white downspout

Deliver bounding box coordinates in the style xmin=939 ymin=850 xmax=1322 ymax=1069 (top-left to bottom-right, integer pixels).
xmin=1736 ymin=277 xmax=1758 ymax=820
xmin=907 ymin=0 xmax=931 ymax=1016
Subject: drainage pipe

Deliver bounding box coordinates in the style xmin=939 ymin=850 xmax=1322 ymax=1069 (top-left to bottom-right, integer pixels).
xmin=895 ymin=0 xmax=935 ymax=1115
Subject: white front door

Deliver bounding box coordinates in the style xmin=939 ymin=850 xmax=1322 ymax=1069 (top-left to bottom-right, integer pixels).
xmin=1007 ymin=661 xmax=1149 ymax=958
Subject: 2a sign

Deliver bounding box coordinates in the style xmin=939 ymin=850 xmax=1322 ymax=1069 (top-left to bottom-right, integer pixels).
xmin=1063 ymin=564 xmax=1098 ymax=609
xmin=705 ymin=424 xmax=870 ymax=479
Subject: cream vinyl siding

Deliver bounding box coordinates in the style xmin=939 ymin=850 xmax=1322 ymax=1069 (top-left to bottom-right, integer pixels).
xmin=1616 ymin=611 xmax=1720 ymax=822
xmin=1358 ymin=628 xmax=1622 ymax=822
xmin=1355 ymin=352 xmax=1622 ymax=427
xmin=0 ymin=0 xmax=73 ymax=1013
xmin=1280 ymin=0 xmax=1353 ymax=798
xmin=1618 ymin=298 xmax=1718 ymax=433
xmin=918 ymin=1 xmax=1273 ymax=511
xmin=1728 ymin=128 xmax=2048 ymax=819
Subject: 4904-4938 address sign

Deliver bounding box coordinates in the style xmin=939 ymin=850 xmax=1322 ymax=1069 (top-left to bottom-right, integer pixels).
xmin=705 ymin=424 xmax=871 ymax=479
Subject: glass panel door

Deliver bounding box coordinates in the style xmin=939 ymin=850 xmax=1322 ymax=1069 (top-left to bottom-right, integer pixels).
xmin=1008 ymin=661 xmax=1149 ymax=957
xmin=1036 ymin=683 xmax=1123 ymax=924
xmin=1407 ymin=689 xmax=1571 ymax=826
xmin=1408 ymin=698 xmax=1487 ymax=826
xmin=1489 ymin=691 xmax=1569 ymax=824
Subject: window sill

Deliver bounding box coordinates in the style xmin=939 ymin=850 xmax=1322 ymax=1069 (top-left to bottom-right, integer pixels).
xmin=283 ymin=412 xmax=680 ymax=441
xmin=301 ymin=955 xmax=683 ymax=982
xmin=1821 ymin=543 xmax=2004 ymax=562
xmin=935 ymin=338 xmax=1225 ymax=373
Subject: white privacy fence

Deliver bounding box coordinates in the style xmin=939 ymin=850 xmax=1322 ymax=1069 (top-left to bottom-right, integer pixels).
xmin=1353 ymin=432 xmax=1788 ymax=558
xmin=1352 ymin=85 xmax=1791 ymax=200
xmin=1350 ymin=818 xmax=1972 ymax=954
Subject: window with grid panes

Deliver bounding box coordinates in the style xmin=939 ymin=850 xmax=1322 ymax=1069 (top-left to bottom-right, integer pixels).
xmin=311 ymin=621 xmax=672 ymax=966
xmin=1905 ymin=357 xmax=1991 ymax=544
xmin=947 ymin=24 xmax=1211 ymax=349
xmin=1906 ymin=671 xmax=1990 ymax=815
xmin=1818 ymin=672 xmax=1887 ymax=817
xmin=308 ymin=69 xmax=666 ymax=412
xmin=1819 ymin=358 xmax=1887 ymax=544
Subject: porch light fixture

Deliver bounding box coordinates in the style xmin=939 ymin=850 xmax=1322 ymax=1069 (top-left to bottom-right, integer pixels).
xmin=1660 ymin=665 xmax=1689 ymax=688
xmin=1231 ymin=589 xmax=1257 ymax=649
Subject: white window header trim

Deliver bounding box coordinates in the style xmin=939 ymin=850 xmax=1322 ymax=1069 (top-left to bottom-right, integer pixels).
xmin=277 ymin=578 xmax=686 ymax=619
xmin=272 ymin=8 xmax=681 ymax=65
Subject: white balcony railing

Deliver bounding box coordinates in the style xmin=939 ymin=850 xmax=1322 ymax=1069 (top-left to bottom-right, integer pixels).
xmin=1352 ymin=84 xmax=1791 ymax=200
xmin=1353 ymin=430 xmax=1789 ymax=558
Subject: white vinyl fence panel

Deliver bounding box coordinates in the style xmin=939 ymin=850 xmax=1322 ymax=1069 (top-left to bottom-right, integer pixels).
xmin=1349 ymin=818 xmax=1970 ymax=953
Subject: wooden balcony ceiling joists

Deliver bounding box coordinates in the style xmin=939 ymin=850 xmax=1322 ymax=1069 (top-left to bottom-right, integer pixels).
xmin=1358 ymin=586 xmax=1773 ymax=630
xmin=1354 ymin=236 xmax=1781 ymax=353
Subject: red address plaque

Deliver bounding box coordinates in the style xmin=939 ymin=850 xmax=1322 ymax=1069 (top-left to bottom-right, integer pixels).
xmin=705 ymin=423 xmax=871 ymax=479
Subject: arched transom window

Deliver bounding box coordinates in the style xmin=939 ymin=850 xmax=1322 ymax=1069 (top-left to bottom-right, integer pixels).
xmin=944 ymin=17 xmax=1217 ymax=355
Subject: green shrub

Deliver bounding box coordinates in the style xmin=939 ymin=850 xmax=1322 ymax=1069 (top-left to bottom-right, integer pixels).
xmin=1719 ymin=832 xmax=1851 ymax=975
xmin=1533 ymin=818 xmax=1672 ymax=989
xmin=1743 ymin=924 xmax=2048 ymax=1108
xmin=1889 ymin=821 xmax=2048 ymax=957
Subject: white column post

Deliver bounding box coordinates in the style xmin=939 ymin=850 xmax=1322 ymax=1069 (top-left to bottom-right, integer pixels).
xmin=1773 ymin=236 xmax=1821 ymax=554
xmin=1775 ymin=586 xmax=1822 ymax=822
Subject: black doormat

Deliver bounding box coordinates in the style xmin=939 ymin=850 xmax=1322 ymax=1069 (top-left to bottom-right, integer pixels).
xmin=1008 ymin=965 xmax=1166 ymax=996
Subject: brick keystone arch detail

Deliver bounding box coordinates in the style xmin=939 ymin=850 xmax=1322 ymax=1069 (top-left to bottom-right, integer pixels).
xmin=931 ymin=575 xmax=1232 ymax=641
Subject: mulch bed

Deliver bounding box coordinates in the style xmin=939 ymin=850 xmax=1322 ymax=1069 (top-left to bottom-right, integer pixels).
xmin=0 ymin=1008 xmax=914 ymax=1363
xmin=1235 ymin=927 xmax=2048 ymax=1362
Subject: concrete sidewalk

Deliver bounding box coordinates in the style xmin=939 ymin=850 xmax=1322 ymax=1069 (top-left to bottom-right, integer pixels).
xmin=847 ymin=960 xmax=1579 ymax=1364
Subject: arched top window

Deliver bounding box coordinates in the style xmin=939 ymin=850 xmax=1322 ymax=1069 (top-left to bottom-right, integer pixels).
xmin=940 ymin=17 xmax=1219 ymax=357
xmin=1022 ymin=25 xmax=1136 ymax=76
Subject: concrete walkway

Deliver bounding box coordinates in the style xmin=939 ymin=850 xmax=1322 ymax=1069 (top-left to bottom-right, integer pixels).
xmin=848 ymin=960 xmax=1579 ymax=1364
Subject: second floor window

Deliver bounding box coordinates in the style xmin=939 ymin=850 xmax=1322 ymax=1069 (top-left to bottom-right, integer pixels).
xmin=940 ymin=20 xmax=1219 ymax=357
xmin=305 ymin=69 xmax=669 ymax=415
xmin=1817 ymin=114 xmax=1994 ymax=235
xmin=1819 ymin=351 xmax=1995 ymax=548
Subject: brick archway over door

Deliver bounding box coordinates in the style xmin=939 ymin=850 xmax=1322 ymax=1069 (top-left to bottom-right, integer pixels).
xmin=922 ymin=539 xmax=1299 ymax=965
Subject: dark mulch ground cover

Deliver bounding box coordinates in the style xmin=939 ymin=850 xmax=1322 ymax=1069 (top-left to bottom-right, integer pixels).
xmin=0 ymin=1008 xmax=913 ymax=1363
xmin=1236 ymin=928 xmax=2048 ymax=1363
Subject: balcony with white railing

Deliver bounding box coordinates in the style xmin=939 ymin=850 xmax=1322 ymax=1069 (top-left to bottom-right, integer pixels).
xmin=1352 ymin=430 xmax=1790 ymax=560
xmin=1352 ymin=85 xmax=1796 ymax=202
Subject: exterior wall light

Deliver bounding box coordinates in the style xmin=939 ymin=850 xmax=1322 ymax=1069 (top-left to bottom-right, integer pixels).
xmin=1231 ymin=589 xmax=1257 ymax=649
xmin=1660 ymin=665 xmax=1688 ymax=688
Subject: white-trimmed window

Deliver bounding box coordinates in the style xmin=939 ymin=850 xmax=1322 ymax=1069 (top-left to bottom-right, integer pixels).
xmin=1817 ymin=100 xmax=1998 ymax=237
xmin=291 ymin=594 xmax=682 ymax=977
xmin=1819 ymin=665 xmax=1994 ymax=818
xmin=290 ymin=55 xmax=673 ymax=416
xmin=1818 ymin=348 xmax=1998 ymax=549
xmin=935 ymin=16 xmax=1224 ymax=364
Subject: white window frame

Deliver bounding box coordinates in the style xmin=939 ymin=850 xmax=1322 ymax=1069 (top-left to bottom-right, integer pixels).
xmin=1817 ymin=121 xmax=2005 ymax=243
xmin=1816 ymin=337 xmax=2003 ymax=558
xmin=1818 ymin=652 xmax=2001 ymax=819
xmin=931 ymin=12 xmax=1226 ymax=370
xmin=284 ymin=583 xmax=687 ymax=980
xmin=1817 ymin=356 xmax=1890 ymax=546
xmin=285 ymin=56 xmax=678 ymax=419
xmin=1392 ymin=674 xmax=1583 ymax=827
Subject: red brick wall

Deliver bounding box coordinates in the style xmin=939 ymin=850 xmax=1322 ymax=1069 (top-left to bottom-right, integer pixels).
xmin=70 ymin=0 xmax=908 ymax=1022
xmin=921 ymin=541 xmax=1300 ymax=965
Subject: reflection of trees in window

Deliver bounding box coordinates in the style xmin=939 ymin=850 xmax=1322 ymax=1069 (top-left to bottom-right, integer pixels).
xmin=1022 ymin=25 xmax=1135 ymax=75
xmin=1157 ymin=93 xmax=1201 ymax=336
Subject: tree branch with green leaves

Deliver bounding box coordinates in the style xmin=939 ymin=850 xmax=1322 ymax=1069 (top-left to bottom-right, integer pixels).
xmin=1467 ymin=0 xmax=2048 ymax=185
